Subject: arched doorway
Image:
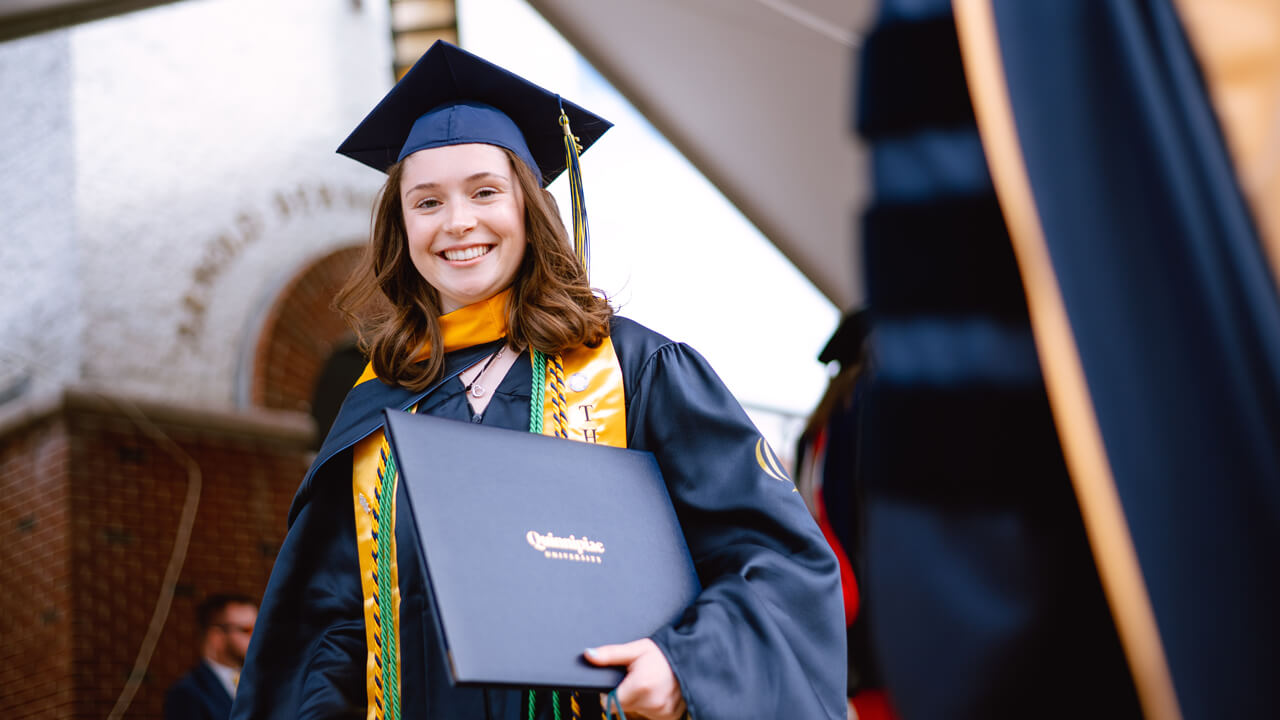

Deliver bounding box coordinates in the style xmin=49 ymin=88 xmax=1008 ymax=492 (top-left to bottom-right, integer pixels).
xmin=249 ymin=245 xmax=367 ymax=447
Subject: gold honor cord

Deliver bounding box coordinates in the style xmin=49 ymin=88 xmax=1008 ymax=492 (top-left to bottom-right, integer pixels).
xmin=549 ymin=354 xmax=571 ymax=439
xmin=353 ymin=408 xmax=415 ymax=720
xmin=951 ymin=1 xmax=1183 ymax=718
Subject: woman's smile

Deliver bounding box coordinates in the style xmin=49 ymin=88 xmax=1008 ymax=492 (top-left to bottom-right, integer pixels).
xmin=440 ymin=244 xmax=494 ymax=263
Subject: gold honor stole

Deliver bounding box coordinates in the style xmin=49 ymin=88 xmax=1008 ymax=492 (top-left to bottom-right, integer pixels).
xmin=350 ymin=293 xmax=627 ymax=720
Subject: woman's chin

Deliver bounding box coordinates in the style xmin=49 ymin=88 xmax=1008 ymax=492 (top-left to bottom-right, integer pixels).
xmin=438 ymin=285 xmax=504 ymax=312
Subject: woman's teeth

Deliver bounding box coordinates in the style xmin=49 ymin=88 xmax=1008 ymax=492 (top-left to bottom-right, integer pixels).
xmin=442 ymin=245 xmax=491 ymax=262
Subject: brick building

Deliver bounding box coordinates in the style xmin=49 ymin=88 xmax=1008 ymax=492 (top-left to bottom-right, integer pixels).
xmin=0 ymin=1 xmax=456 ymax=716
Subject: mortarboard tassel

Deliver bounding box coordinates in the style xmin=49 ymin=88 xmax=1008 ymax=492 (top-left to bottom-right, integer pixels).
xmin=559 ymin=104 xmax=590 ymax=278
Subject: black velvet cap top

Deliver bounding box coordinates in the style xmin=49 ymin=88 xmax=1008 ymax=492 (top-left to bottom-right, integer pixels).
xmin=337 ymin=40 xmax=612 ymax=186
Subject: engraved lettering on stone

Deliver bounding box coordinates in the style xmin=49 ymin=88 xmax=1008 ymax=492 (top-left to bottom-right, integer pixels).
xmin=176 ymin=184 xmax=374 ymax=347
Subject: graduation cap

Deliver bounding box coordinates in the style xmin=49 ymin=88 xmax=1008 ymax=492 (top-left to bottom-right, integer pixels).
xmin=818 ymin=310 xmax=869 ymax=365
xmin=338 ymin=40 xmax=610 ymax=272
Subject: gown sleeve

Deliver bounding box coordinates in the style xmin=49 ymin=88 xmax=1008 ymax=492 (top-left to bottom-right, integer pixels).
xmin=629 ymin=342 xmax=847 ymax=720
xmin=230 ymin=457 xmax=367 ymax=720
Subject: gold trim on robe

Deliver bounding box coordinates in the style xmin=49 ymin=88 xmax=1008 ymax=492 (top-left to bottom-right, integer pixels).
xmin=542 ymin=337 xmax=628 ymax=448
xmin=353 ymin=428 xmax=404 ymax=720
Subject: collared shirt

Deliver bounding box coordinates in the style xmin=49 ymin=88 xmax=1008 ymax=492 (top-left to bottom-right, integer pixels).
xmin=204 ymin=658 xmax=239 ymax=699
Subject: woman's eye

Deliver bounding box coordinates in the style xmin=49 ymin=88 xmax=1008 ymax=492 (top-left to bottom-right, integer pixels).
xmin=474 ymin=188 xmax=498 ymax=199
xmin=416 ymin=197 xmax=441 ymax=209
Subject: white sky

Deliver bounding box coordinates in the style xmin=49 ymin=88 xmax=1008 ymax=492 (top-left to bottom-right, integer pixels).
xmin=457 ymin=0 xmax=840 ymax=428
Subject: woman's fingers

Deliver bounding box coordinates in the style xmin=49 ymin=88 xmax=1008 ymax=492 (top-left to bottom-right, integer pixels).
xmin=585 ymin=639 xmax=686 ymax=720
xmin=584 ymin=639 xmax=649 ymax=667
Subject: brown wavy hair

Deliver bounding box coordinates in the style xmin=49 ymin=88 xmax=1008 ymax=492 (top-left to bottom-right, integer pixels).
xmin=335 ymin=147 xmax=613 ymax=391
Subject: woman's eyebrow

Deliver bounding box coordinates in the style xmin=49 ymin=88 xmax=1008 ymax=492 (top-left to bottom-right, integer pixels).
xmin=403 ymin=172 xmax=508 ymax=196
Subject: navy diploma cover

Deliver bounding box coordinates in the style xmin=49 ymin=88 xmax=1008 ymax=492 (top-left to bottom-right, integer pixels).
xmin=384 ymin=410 xmax=700 ymax=691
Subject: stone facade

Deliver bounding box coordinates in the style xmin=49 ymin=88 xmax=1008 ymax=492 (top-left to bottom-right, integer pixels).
xmin=69 ymin=0 xmax=389 ymax=408
xmin=1 ymin=0 xmax=392 ymax=407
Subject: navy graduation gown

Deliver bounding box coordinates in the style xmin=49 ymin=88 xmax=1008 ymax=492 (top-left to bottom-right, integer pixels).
xmin=854 ymin=1 xmax=1140 ymax=717
xmin=857 ymin=0 xmax=1280 ymax=717
xmin=972 ymin=5 xmax=1280 ymax=716
xmin=231 ymin=316 xmax=846 ymax=720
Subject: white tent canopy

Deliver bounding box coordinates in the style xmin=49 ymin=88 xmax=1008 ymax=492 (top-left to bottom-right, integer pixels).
xmin=527 ymin=0 xmax=874 ymax=310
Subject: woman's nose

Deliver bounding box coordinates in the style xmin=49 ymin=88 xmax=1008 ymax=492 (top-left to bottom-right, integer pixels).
xmin=444 ymin=203 xmax=476 ymax=235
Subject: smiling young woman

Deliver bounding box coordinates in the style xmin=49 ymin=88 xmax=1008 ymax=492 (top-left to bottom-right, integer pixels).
xmin=232 ymin=41 xmax=846 ymax=720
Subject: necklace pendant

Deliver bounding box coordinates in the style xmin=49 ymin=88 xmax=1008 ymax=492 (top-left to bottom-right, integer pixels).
xmin=463 ymin=346 xmax=502 ymax=399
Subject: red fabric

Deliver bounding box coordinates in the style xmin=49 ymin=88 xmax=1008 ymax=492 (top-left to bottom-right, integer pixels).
xmin=809 ymin=432 xmax=898 ymax=720
xmin=815 ymin=490 xmax=858 ymax=626
xmin=850 ymin=690 xmax=896 ymax=720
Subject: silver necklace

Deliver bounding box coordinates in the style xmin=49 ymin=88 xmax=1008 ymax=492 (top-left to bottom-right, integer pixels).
xmin=464 ymin=346 xmax=504 ymax=398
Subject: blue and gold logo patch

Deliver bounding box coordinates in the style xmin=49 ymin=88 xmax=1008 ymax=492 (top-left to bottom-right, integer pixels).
xmin=755 ymin=437 xmax=793 ymax=488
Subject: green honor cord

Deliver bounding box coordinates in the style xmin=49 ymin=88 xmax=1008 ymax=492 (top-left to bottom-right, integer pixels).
xmin=376 ymin=447 xmax=402 ymax=720
xmin=528 ymin=350 xmax=550 ymax=718
xmin=530 ymin=349 xmax=548 ymax=434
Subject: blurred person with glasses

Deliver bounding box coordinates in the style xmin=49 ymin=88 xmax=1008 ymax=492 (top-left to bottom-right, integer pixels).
xmin=166 ymin=593 xmax=258 ymax=720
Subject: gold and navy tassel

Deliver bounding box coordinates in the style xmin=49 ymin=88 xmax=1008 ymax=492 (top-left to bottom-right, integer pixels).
xmin=558 ymin=102 xmax=590 ymax=277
